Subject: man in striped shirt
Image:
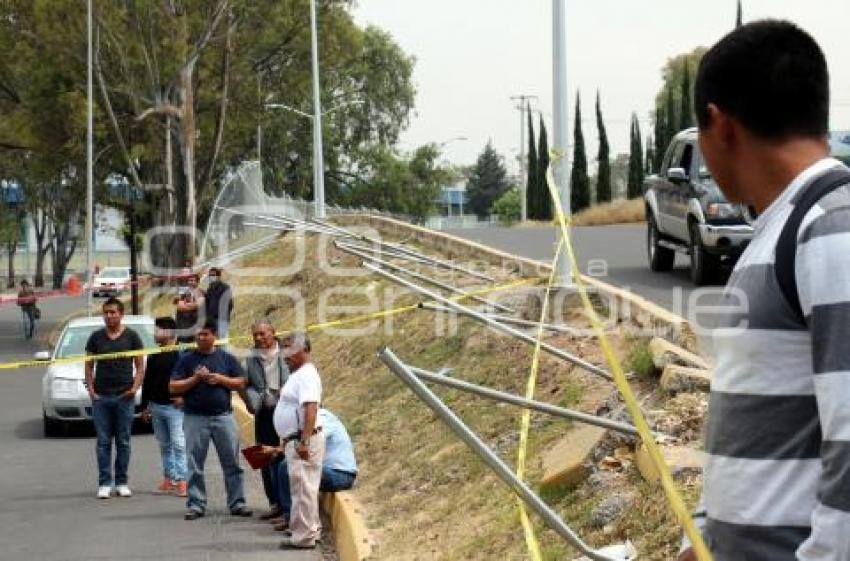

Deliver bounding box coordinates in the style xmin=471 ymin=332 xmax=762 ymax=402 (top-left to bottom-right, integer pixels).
xmin=680 ymin=20 xmax=850 ymax=561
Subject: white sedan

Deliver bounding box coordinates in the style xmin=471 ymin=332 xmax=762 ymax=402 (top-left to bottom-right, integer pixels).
xmin=91 ymin=266 xmax=132 ymax=297
xmin=38 ymin=315 xmax=155 ymax=437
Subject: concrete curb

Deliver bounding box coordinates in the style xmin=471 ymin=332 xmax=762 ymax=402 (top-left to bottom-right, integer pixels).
xmin=231 ymin=397 xmax=373 ymax=561
xmin=332 ymin=214 xmax=693 ymax=347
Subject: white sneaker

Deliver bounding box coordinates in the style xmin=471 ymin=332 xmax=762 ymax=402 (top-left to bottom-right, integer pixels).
xmin=116 ymin=485 xmax=132 ymax=498
xmin=97 ymin=486 xmax=112 ymax=499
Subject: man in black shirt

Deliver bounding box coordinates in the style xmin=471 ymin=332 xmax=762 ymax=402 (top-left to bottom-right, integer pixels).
xmin=84 ymin=297 xmax=145 ymax=500
xmin=170 ymin=319 xmax=251 ymax=520
xmin=204 ymin=268 xmax=233 ymax=339
xmin=141 ymin=316 xmax=187 ymax=497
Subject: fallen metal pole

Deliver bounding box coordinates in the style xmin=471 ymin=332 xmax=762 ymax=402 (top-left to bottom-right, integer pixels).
xmin=335 ymin=241 xmax=514 ymax=313
xmin=378 ymin=347 xmax=628 ymax=561
xmin=420 ymin=302 xmax=581 ymax=335
xmin=335 ymin=240 xmax=436 ymax=267
xmin=365 ymin=263 xmax=612 ymax=381
xmin=407 ymin=363 xmax=639 ymax=436
xmin=314 ymin=218 xmax=495 ymax=282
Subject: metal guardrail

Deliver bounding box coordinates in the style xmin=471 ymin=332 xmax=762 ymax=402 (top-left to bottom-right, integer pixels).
xmin=378 ymin=347 xmax=637 ymax=561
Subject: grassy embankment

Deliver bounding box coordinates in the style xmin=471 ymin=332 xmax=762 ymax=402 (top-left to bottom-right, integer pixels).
xmin=152 ymin=230 xmax=701 ymax=560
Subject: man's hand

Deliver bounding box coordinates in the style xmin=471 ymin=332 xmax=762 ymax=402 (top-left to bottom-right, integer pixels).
xmin=296 ymin=441 xmax=310 ymax=460
xmin=677 ymin=548 xmax=696 ymax=561
xmin=88 ymin=389 xmax=99 ymax=402
xmin=121 ymin=386 xmax=139 ymax=400
xmin=203 ymin=372 xmax=222 ymax=385
xmin=171 ymin=396 xmax=184 ymax=408
xmin=141 ymin=408 xmax=152 ymax=423
xmin=260 ymin=445 xmax=283 ymax=458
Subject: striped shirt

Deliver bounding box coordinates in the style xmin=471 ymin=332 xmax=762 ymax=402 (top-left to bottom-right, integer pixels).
xmin=697 ymin=158 xmax=850 ymax=560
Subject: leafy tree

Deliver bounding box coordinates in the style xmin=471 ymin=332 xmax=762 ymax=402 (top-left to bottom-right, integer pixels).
xmin=466 ymin=141 xmax=509 ymax=218
xmin=492 ymin=187 xmax=521 ymax=224
xmin=653 ymin=47 xmax=706 ymax=156
xmin=595 ymin=91 xmax=612 ymax=204
xmin=679 ymin=62 xmax=693 ymax=130
xmin=570 ymin=92 xmax=590 ymax=213
xmin=525 ymin=108 xmax=538 ymax=219
xmin=627 ymin=114 xmax=644 ymax=199
xmin=536 ymin=116 xmax=552 ymax=220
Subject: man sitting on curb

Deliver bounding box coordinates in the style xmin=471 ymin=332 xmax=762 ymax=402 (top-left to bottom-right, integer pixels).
xmin=170 ymin=319 xmax=252 ymax=520
xmin=263 ymin=408 xmax=358 ymax=532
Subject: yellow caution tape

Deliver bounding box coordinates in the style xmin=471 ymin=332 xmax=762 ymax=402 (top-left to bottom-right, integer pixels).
xmin=515 ymin=237 xmax=564 ymax=561
xmin=0 ymin=276 xmax=539 ymax=371
xmin=545 ymin=154 xmax=712 ymax=561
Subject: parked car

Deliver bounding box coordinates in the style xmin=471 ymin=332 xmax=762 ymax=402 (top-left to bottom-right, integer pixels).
xmin=38 ymin=315 xmax=155 ymax=437
xmin=643 ymin=128 xmax=754 ymax=285
xmin=91 ymin=266 xmax=132 ymax=297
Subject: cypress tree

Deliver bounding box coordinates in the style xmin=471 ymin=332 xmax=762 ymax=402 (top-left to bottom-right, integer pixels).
xmin=570 ymin=91 xmax=590 ymax=213
xmin=736 ymin=0 xmax=743 ymax=28
xmin=627 ymin=114 xmax=644 ymax=199
xmin=525 ymin=107 xmax=538 ymax=219
xmin=679 ymin=62 xmax=693 ymax=130
xmin=653 ymin=102 xmax=666 ymax=172
xmin=665 ymin=86 xmax=678 ymax=141
xmin=537 ymin=115 xmax=552 ymax=220
xmin=595 ymin=90 xmax=612 ymax=204
xmin=645 ymin=136 xmax=654 ymax=175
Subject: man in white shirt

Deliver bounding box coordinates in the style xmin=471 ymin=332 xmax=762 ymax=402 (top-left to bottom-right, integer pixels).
xmin=273 ymin=331 xmax=325 ymax=550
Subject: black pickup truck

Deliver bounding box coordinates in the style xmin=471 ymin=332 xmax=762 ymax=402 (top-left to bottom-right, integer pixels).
xmin=643 ymin=128 xmax=754 ymax=285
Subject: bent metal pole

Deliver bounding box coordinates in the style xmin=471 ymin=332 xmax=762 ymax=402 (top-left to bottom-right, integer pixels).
xmin=334 ymin=241 xmax=514 ymax=313
xmin=364 ymin=262 xmax=612 ymax=382
xmin=406 ymin=363 xmax=640 ymax=436
xmin=378 ymin=347 xmax=630 ymax=561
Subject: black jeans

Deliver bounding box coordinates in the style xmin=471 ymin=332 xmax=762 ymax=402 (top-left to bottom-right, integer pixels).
xmin=254 ymin=402 xmax=279 ymax=508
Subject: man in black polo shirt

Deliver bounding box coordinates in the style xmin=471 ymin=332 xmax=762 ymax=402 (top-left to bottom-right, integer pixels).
xmin=170 ymin=319 xmax=251 ymax=520
xmin=84 ymin=297 xmax=145 ymax=500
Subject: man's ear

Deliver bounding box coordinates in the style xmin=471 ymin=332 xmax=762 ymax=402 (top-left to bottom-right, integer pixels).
xmin=706 ymin=103 xmax=737 ymax=150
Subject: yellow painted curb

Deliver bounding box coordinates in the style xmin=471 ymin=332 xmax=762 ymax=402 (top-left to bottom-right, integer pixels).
xmin=231 ymin=396 xmax=373 ymax=561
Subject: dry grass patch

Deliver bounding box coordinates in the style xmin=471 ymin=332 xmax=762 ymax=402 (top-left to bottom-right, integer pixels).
xmin=570 ymin=198 xmax=645 ymax=227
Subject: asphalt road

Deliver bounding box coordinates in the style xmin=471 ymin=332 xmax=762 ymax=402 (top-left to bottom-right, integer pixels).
xmin=446 ymin=223 xmax=729 ymax=321
xmin=0 ymin=295 xmax=320 ymax=561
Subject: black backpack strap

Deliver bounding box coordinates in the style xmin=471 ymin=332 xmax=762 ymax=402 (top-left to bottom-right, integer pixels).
xmin=775 ymin=168 xmax=850 ymax=323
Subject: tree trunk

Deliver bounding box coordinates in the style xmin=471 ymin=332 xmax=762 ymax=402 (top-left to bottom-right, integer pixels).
xmin=6 ymin=240 xmax=15 ymax=288
xmin=31 ymin=210 xmax=50 ymax=288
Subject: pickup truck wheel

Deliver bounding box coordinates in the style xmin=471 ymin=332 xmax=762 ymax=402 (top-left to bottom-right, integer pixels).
xmin=647 ymin=215 xmax=675 ymax=272
xmin=689 ymin=222 xmax=717 ymax=286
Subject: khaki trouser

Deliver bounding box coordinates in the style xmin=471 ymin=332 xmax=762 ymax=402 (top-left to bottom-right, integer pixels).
xmin=285 ymin=431 xmax=326 ymax=546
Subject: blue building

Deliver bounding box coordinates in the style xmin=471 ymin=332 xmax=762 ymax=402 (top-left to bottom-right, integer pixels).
xmin=438 ymin=183 xmax=468 ymax=216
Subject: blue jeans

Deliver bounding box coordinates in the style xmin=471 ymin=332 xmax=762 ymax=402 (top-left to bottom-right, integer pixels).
xmin=183 ymin=413 xmax=245 ymax=513
xmin=21 ymin=308 xmax=35 ymax=339
xmin=92 ymin=394 xmax=134 ymax=486
xmin=276 ymin=462 xmax=356 ymax=518
xmin=150 ymin=403 xmax=187 ymax=481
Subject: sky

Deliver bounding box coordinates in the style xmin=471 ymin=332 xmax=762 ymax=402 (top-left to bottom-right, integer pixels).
xmin=352 ymin=0 xmax=850 ymax=175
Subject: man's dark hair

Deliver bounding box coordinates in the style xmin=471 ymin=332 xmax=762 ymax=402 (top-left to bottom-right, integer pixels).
xmin=155 ymin=316 xmax=177 ymax=330
xmin=103 ymin=297 xmax=124 ymax=313
xmin=695 ymin=20 xmax=829 ymax=140
xmin=199 ymin=318 xmax=218 ymax=334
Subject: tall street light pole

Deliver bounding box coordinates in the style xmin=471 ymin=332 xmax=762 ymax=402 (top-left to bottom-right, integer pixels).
xmin=309 ymin=0 xmax=326 ymax=219
xmin=552 ymin=0 xmax=572 ymax=285
xmin=86 ymin=0 xmax=94 ymax=315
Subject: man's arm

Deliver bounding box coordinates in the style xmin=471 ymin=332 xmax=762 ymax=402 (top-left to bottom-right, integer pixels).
xmin=795 ymin=204 xmax=850 ymax=558
xmin=170 ymin=371 xmax=202 ymax=395
xmin=84 ymin=358 xmax=97 ymax=400
xmin=296 ymin=402 xmax=318 ymax=460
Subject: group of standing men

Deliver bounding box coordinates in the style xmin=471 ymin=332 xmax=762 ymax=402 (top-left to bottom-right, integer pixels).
xmin=83 ymin=278 xmax=357 ymax=551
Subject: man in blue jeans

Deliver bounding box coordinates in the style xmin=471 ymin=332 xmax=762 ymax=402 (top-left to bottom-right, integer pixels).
xmin=84 ymin=297 xmax=145 ymax=499
xmin=268 ymin=408 xmax=358 ymax=529
xmin=170 ymin=319 xmax=252 ymax=520
xmin=141 ymin=316 xmax=187 ymax=497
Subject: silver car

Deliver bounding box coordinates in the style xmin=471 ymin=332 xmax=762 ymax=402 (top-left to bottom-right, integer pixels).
xmin=39 ymin=315 xmax=155 ymax=436
xmin=91 ymin=266 xmax=132 ymax=297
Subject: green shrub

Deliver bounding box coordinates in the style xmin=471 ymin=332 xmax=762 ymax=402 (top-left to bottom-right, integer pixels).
xmin=492 ymin=187 xmax=521 ymax=224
